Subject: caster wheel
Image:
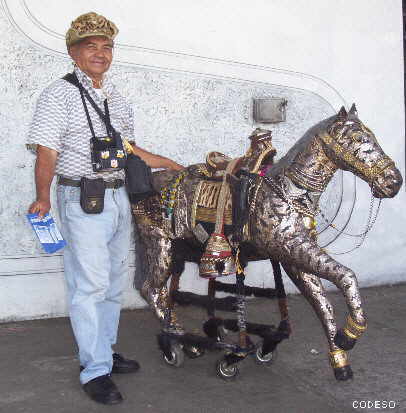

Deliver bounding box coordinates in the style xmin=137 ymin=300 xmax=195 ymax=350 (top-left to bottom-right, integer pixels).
xmin=217 ymin=325 xmax=229 ymax=342
xmin=216 ymin=358 xmax=239 ymax=380
xmin=183 ymin=345 xmax=205 ymax=359
xmin=254 ymin=344 xmax=277 ymax=366
xmin=163 ymin=343 xmax=185 ymax=367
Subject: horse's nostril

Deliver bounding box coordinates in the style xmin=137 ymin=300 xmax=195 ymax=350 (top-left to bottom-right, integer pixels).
xmin=396 ymin=177 xmax=403 ymax=188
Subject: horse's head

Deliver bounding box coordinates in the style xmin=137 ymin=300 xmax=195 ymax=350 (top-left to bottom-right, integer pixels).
xmin=320 ymin=104 xmax=402 ymax=198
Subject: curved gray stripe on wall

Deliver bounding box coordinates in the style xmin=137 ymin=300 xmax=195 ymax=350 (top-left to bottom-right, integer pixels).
xmin=2 ymin=0 xmax=346 ymax=108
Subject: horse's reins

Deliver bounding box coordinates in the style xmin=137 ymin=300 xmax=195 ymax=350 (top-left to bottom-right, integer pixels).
xmin=315 ymin=127 xmax=390 ymax=252
xmin=252 ymin=124 xmax=392 ymax=255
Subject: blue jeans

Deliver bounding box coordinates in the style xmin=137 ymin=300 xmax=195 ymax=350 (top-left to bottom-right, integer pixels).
xmin=57 ymin=184 xmax=132 ymax=384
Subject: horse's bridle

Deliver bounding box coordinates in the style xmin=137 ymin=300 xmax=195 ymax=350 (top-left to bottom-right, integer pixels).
xmin=319 ymin=123 xmax=395 ymax=184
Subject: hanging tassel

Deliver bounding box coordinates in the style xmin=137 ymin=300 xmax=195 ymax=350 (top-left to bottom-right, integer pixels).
xmin=198 ymin=158 xmax=240 ymax=279
xmin=199 ymin=232 xmax=236 ymax=278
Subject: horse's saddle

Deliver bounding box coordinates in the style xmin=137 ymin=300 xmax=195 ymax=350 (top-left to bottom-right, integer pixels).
xmin=191 ymin=158 xmax=253 ymax=244
xmin=205 ymin=151 xmax=234 ymax=176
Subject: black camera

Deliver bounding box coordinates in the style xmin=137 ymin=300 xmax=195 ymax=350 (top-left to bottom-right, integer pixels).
xmin=90 ymin=131 xmax=127 ymax=172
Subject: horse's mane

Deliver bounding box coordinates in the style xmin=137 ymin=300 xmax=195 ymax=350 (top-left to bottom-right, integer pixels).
xmin=268 ymin=114 xmax=337 ymax=178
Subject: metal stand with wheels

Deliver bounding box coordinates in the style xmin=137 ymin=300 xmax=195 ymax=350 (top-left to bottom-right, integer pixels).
xmin=157 ymin=259 xmax=291 ymax=380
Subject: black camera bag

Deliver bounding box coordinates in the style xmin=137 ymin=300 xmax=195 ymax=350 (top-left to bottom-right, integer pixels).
xmin=63 ymin=73 xmax=155 ymax=202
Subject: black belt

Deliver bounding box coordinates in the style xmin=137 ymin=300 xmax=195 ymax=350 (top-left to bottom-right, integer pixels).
xmin=58 ymin=176 xmax=124 ymax=189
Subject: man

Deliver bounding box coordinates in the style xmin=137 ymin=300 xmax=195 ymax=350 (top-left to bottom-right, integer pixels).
xmin=27 ymin=12 xmax=183 ymax=405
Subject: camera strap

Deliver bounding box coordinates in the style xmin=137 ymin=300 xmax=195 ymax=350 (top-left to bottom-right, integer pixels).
xmin=63 ymin=72 xmax=116 ymax=141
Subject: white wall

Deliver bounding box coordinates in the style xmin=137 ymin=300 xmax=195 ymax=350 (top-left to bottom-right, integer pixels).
xmin=0 ymin=0 xmax=404 ymax=321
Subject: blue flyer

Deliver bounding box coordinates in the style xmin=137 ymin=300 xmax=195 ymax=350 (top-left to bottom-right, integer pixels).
xmin=26 ymin=213 xmax=66 ymax=254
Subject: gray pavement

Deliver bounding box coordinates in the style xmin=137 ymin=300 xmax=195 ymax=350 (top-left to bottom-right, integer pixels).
xmin=0 ymin=283 xmax=405 ymax=413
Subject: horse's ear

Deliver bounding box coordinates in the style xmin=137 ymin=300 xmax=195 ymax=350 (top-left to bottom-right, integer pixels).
xmin=337 ymin=106 xmax=348 ymax=119
xmin=349 ymin=103 xmax=358 ymax=116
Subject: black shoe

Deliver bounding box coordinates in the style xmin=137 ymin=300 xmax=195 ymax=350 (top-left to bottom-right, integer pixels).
xmin=79 ymin=353 xmax=140 ymax=374
xmin=83 ymin=374 xmax=123 ymax=405
xmin=112 ymin=353 xmax=140 ymax=374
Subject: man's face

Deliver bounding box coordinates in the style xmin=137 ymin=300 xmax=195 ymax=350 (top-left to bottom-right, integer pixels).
xmin=69 ymin=36 xmax=113 ymax=79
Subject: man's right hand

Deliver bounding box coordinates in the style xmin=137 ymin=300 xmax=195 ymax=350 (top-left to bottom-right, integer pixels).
xmin=28 ymin=145 xmax=58 ymax=219
xmin=28 ymin=199 xmax=51 ymax=218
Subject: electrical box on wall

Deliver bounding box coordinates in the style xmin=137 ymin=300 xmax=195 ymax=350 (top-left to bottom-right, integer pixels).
xmin=253 ymin=98 xmax=287 ymax=123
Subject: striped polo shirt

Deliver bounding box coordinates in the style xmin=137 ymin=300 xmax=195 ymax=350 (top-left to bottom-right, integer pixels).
xmin=27 ymin=66 xmax=134 ymax=180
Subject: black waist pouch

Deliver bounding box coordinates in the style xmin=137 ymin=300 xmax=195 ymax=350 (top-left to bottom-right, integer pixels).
xmin=125 ymin=154 xmax=155 ymax=203
xmin=80 ymin=177 xmax=106 ymax=214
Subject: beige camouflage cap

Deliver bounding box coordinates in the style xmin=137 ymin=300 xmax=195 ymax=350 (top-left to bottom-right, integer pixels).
xmin=66 ymin=12 xmax=118 ymax=47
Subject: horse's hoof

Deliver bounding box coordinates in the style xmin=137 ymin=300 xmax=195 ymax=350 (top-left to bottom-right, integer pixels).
xmin=334 ymin=329 xmax=356 ymax=350
xmin=334 ymin=365 xmax=354 ymax=381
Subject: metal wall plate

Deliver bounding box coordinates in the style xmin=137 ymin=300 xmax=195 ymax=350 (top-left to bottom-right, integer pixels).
xmin=253 ymin=98 xmax=287 ymax=123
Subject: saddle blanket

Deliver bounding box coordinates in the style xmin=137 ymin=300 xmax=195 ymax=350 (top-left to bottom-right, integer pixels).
xmin=191 ymin=180 xmax=233 ymax=227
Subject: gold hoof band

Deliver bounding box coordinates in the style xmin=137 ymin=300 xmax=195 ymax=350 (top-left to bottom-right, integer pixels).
xmin=329 ymin=349 xmax=349 ymax=369
xmin=343 ymin=315 xmax=367 ymax=340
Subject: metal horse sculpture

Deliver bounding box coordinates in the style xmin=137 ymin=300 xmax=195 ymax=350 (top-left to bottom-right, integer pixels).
xmin=132 ymin=104 xmax=402 ymax=380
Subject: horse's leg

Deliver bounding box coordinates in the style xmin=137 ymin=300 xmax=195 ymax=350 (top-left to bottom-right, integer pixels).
xmin=282 ymin=263 xmax=353 ymax=381
xmin=270 ymin=259 xmax=291 ymax=333
xmin=283 ymin=238 xmax=367 ymax=351
xmin=138 ymin=224 xmax=184 ymax=334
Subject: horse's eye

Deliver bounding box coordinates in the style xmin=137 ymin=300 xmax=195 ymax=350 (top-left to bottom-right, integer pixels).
xmin=351 ymin=131 xmax=364 ymax=143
